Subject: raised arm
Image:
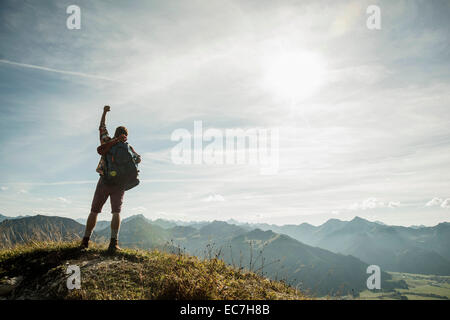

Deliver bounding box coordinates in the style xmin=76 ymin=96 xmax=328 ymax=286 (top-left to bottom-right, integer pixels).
xmin=99 ymin=106 xmax=112 ymax=144
xmin=100 ymin=105 xmax=110 ymax=128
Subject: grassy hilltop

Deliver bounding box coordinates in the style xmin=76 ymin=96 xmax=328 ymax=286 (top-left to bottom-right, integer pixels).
xmin=0 ymin=242 xmax=308 ymax=300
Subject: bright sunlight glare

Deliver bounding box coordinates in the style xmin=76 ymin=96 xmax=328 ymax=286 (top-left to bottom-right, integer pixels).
xmin=262 ymin=51 xmax=326 ymax=101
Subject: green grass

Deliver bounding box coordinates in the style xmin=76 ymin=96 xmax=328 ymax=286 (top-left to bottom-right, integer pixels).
xmin=358 ymin=272 xmax=450 ymax=300
xmin=0 ymin=241 xmax=309 ymax=300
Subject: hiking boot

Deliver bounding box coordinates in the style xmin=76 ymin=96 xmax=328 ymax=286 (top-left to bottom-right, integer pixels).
xmin=80 ymin=237 xmax=90 ymax=249
xmin=107 ymin=238 xmax=121 ymax=253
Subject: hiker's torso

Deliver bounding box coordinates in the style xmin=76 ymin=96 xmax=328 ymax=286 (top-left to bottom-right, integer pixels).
xmin=96 ymin=125 xmax=140 ymax=191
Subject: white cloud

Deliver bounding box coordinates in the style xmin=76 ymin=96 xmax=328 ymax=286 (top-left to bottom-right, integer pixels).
xmin=0 ymin=186 xmax=8 ymax=191
xmin=425 ymin=197 xmax=443 ymax=207
xmin=349 ymin=198 xmax=400 ymax=210
xmin=424 ymin=197 xmax=450 ymax=208
xmin=440 ymin=199 xmax=450 ymax=209
xmin=203 ymin=194 xmax=225 ymax=202
xmin=388 ymin=201 xmax=401 ymax=208
xmin=349 ymin=197 xmax=380 ymax=210
xmin=56 ymin=197 xmax=71 ymax=204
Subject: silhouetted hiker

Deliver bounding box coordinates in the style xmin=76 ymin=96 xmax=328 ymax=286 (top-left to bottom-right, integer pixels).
xmin=80 ymin=106 xmax=141 ymax=252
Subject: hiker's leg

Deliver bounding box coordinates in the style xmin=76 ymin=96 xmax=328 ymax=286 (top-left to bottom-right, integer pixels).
xmin=111 ymin=212 xmax=121 ymax=239
xmin=110 ymin=187 xmax=124 ymax=240
xmin=84 ymin=211 xmax=99 ymax=239
xmin=85 ymin=178 xmax=108 ymax=238
xmin=108 ymin=212 xmax=121 ymax=251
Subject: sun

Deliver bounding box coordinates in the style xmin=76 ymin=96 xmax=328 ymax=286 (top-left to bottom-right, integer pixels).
xmin=262 ymin=51 xmax=326 ymax=101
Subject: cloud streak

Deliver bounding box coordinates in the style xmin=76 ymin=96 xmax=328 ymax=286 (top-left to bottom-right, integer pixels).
xmin=0 ymin=59 xmax=123 ymax=83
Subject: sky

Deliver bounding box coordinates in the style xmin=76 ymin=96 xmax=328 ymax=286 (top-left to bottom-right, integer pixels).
xmin=0 ymin=0 xmax=449 ymax=226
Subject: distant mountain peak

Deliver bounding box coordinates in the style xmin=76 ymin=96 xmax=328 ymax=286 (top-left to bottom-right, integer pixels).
xmin=210 ymin=220 xmax=228 ymax=225
xmin=322 ymin=218 xmax=343 ymax=225
xmin=123 ymin=214 xmax=148 ymax=223
xmin=199 ymin=220 xmax=244 ymax=233
xmin=299 ymin=222 xmax=313 ymax=226
xmin=350 ymin=216 xmax=370 ymax=223
xmin=245 ymin=228 xmax=277 ymax=240
xmin=225 ymin=218 xmax=241 ymax=225
xmin=320 ymin=218 xmax=345 ymax=228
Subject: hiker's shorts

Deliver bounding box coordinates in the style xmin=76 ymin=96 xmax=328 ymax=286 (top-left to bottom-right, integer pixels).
xmin=90 ymin=177 xmax=125 ymax=214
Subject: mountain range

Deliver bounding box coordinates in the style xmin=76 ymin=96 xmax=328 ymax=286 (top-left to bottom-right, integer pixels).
xmin=226 ymin=217 xmax=450 ymax=275
xmin=0 ymin=214 xmax=414 ymax=296
xmin=0 ymin=215 xmax=84 ymax=245
xmin=0 ymin=214 xmax=31 ymax=223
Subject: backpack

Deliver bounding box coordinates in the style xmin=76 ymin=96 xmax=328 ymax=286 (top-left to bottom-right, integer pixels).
xmin=103 ymin=141 xmax=140 ymax=191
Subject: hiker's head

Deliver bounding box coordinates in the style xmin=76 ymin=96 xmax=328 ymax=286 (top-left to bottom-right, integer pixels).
xmin=114 ymin=126 xmax=128 ymax=138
